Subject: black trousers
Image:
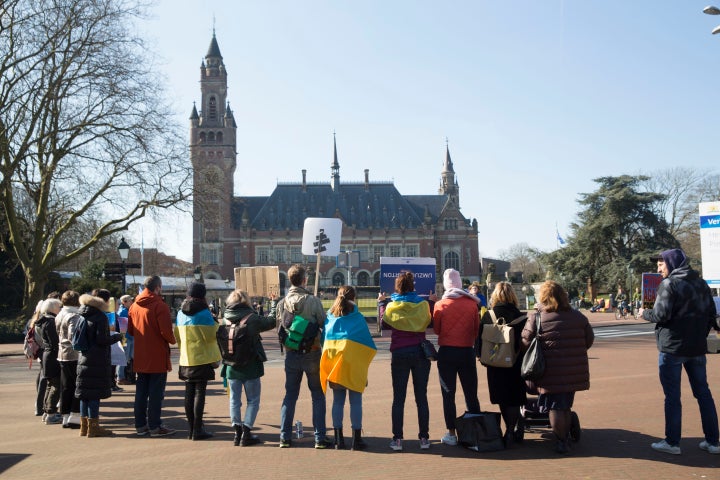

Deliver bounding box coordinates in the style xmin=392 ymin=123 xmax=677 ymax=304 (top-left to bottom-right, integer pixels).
xmin=59 ymin=360 xmax=80 ymax=414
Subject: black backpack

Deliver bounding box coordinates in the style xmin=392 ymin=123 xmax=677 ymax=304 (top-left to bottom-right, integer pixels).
xmin=217 ymin=313 xmax=256 ymax=368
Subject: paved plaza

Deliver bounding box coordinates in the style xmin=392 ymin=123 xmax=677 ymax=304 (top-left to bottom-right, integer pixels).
xmin=0 ymin=313 xmax=718 ymax=479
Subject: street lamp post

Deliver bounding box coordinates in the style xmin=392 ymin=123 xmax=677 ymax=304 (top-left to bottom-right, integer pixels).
xmin=703 ymin=5 xmax=720 ymax=34
xmin=117 ymin=237 xmax=130 ymax=294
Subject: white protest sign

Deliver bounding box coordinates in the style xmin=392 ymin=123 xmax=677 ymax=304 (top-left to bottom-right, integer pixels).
xmin=301 ymin=218 xmax=342 ymax=257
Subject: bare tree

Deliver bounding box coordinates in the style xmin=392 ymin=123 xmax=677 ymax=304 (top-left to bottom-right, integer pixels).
xmin=498 ymin=242 xmax=544 ymax=282
xmin=642 ymin=168 xmax=720 ymax=262
xmin=0 ymin=0 xmax=191 ymax=314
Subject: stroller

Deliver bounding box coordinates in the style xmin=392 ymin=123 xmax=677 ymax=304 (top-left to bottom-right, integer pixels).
xmin=517 ymin=388 xmax=581 ymax=442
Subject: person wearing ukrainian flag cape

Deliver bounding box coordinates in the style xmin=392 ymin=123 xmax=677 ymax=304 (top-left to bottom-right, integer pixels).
xmin=320 ymin=286 xmax=377 ymax=451
xmin=174 ymin=282 xmax=222 ymax=441
xmin=380 ymin=271 xmax=434 ymax=451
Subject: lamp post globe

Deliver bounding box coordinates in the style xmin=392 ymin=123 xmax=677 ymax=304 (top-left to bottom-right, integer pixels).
xmin=117 ymin=237 xmax=130 ymax=293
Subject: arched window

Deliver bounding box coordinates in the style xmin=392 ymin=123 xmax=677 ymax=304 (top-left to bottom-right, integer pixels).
xmin=332 ymin=272 xmax=345 ymax=286
xmin=357 ymin=272 xmax=369 ymax=286
xmin=217 ymin=132 xmax=223 ymax=143
xmin=208 ymin=96 xmax=217 ymax=120
xmin=208 ymin=132 xmax=215 ymax=142
xmin=199 ymin=132 xmax=206 ymax=143
xmin=373 ymin=271 xmax=380 ymax=286
xmin=444 ymin=251 xmax=460 ymax=272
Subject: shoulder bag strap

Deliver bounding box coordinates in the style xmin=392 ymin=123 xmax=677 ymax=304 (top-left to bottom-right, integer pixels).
xmin=488 ymin=309 xmax=499 ymax=325
xmin=535 ymin=312 xmax=542 ymax=335
xmin=508 ymin=313 xmax=528 ymax=327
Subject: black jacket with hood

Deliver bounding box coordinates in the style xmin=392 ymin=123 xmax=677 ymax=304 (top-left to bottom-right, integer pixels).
xmin=643 ymin=250 xmax=718 ymax=356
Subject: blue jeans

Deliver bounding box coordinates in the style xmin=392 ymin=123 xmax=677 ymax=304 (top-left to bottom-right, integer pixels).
xmin=331 ymin=387 xmax=363 ymax=430
xmin=229 ymin=377 xmax=261 ymax=428
xmin=437 ymin=346 xmax=481 ymax=430
xmin=134 ymin=372 xmax=168 ymax=430
xmin=658 ymin=352 xmax=719 ymax=446
xmin=280 ymin=350 xmax=326 ymax=442
xmin=391 ymin=345 xmax=430 ymax=440
xmin=80 ymin=399 xmax=100 ymax=418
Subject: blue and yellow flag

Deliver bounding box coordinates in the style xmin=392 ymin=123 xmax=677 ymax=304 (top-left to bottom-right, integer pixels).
xmin=320 ymin=306 xmax=376 ymax=394
xmin=383 ymin=293 xmax=431 ymax=332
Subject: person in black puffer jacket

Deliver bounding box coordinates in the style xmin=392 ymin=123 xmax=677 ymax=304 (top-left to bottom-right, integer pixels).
xmin=75 ymin=291 xmax=122 ymax=437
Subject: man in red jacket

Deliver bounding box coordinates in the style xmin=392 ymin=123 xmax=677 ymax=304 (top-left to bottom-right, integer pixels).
xmin=128 ymin=275 xmax=177 ymax=437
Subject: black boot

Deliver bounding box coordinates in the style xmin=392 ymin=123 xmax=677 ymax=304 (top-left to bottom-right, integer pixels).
xmin=334 ymin=428 xmax=345 ymax=450
xmin=240 ymin=424 xmax=260 ymax=446
xmin=191 ymin=382 xmax=212 ymax=440
xmin=233 ymin=424 xmax=242 ymax=446
xmin=351 ymin=429 xmax=367 ymax=451
xmin=184 ymin=383 xmax=195 ymax=440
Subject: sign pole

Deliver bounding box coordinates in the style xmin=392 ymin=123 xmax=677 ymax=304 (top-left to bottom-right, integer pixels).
xmin=314 ymin=253 xmax=321 ymax=296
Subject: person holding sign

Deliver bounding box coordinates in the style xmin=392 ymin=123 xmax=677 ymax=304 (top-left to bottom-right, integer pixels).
xmin=274 ymin=264 xmax=330 ymax=449
xmin=381 ymin=271 xmax=434 ymax=451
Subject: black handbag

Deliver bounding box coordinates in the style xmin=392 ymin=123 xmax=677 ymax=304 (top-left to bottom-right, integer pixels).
xmin=520 ymin=312 xmax=545 ymax=381
xmin=455 ymin=412 xmax=504 ymax=452
xmin=420 ymin=339 xmax=438 ymax=361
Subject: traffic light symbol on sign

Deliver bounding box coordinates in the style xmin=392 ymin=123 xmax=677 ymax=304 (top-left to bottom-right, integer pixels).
xmin=313 ymin=229 xmax=330 ymax=254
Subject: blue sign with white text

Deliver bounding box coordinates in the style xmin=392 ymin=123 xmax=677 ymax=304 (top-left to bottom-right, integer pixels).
xmin=700 ymin=215 xmax=720 ymax=229
xmin=379 ymin=257 xmax=437 ymax=296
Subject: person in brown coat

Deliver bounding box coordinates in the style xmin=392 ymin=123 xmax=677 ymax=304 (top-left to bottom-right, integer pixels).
xmin=521 ymin=280 xmax=594 ymax=455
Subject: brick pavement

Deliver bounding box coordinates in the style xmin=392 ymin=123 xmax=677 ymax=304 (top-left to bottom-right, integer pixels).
xmin=1 ymin=313 xmax=719 ymax=479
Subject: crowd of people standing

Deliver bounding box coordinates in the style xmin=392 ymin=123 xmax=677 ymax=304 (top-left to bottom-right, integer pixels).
xmin=26 ymin=249 xmax=719 ymax=456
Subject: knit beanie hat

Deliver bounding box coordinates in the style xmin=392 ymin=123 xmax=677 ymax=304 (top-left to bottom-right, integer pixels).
xmin=187 ymin=282 xmax=206 ymax=299
xmin=443 ymin=268 xmax=462 ymax=290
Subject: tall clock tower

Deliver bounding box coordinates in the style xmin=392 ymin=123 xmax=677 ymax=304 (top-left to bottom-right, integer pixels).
xmin=190 ymin=33 xmax=237 ymax=276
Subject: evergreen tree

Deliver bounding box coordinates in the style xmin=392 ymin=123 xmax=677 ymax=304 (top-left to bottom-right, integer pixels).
xmin=545 ymin=175 xmax=678 ymax=297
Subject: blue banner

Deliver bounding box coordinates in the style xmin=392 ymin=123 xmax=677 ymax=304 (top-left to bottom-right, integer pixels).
xmin=700 ymin=215 xmax=720 ymax=229
xmin=379 ymin=257 xmax=436 ymax=296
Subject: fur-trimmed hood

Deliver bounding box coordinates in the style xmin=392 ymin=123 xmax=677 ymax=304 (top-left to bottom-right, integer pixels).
xmin=79 ymin=294 xmax=109 ymax=312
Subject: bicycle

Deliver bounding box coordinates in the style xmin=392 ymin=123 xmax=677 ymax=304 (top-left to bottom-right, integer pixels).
xmin=614 ymin=300 xmax=631 ymax=320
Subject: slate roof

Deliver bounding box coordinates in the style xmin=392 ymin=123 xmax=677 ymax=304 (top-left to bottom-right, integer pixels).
xmin=232 ymin=182 xmax=451 ymax=231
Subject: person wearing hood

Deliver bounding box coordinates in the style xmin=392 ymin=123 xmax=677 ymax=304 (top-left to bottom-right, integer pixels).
xmin=174 ymin=282 xmax=222 ymax=441
xmin=381 ymin=271 xmax=434 ymax=451
xmin=75 ymin=292 xmax=122 ymax=437
xmin=128 ymin=275 xmax=177 ymax=437
xmin=432 ymin=269 xmax=482 ymax=447
xmin=35 ymin=298 xmax=63 ymax=425
xmin=219 ymin=289 xmax=276 ymax=446
xmin=640 ymin=248 xmax=720 ymax=455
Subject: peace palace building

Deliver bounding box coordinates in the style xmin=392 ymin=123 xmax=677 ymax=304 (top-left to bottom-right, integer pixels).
xmin=191 ymin=35 xmax=480 ymax=291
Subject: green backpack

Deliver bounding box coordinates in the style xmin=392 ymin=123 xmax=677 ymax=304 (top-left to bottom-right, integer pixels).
xmin=278 ymin=308 xmax=319 ymax=353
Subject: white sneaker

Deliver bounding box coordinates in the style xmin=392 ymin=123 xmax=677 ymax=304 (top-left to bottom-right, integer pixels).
xmin=699 ymin=440 xmax=720 ymax=454
xmin=389 ymin=438 xmax=403 ymax=451
xmin=419 ymin=437 xmax=430 ymax=449
xmin=441 ymin=432 xmax=458 ymax=446
xmin=67 ymin=413 xmax=81 ymax=425
xmin=651 ymin=439 xmax=681 ymax=455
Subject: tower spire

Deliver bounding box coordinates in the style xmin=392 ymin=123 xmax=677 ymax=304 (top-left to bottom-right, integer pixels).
xmin=439 ymin=139 xmax=458 ymax=197
xmin=331 ymin=131 xmax=340 ymax=191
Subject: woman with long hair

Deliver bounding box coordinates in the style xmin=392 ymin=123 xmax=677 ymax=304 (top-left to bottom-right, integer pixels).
xmin=521 ymin=280 xmax=594 ymax=454
xmin=219 ymin=289 xmax=276 ymax=446
xmin=175 ymin=282 xmax=222 ymax=440
xmin=320 ymin=286 xmax=377 ymax=450
xmin=381 ymin=271 xmax=433 ymax=451
xmin=480 ymin=281 xmax=527 ymax=446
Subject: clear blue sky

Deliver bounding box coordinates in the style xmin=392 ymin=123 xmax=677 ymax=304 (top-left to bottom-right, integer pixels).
xmin=134 ymin=0 xmax=720 ymax=263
